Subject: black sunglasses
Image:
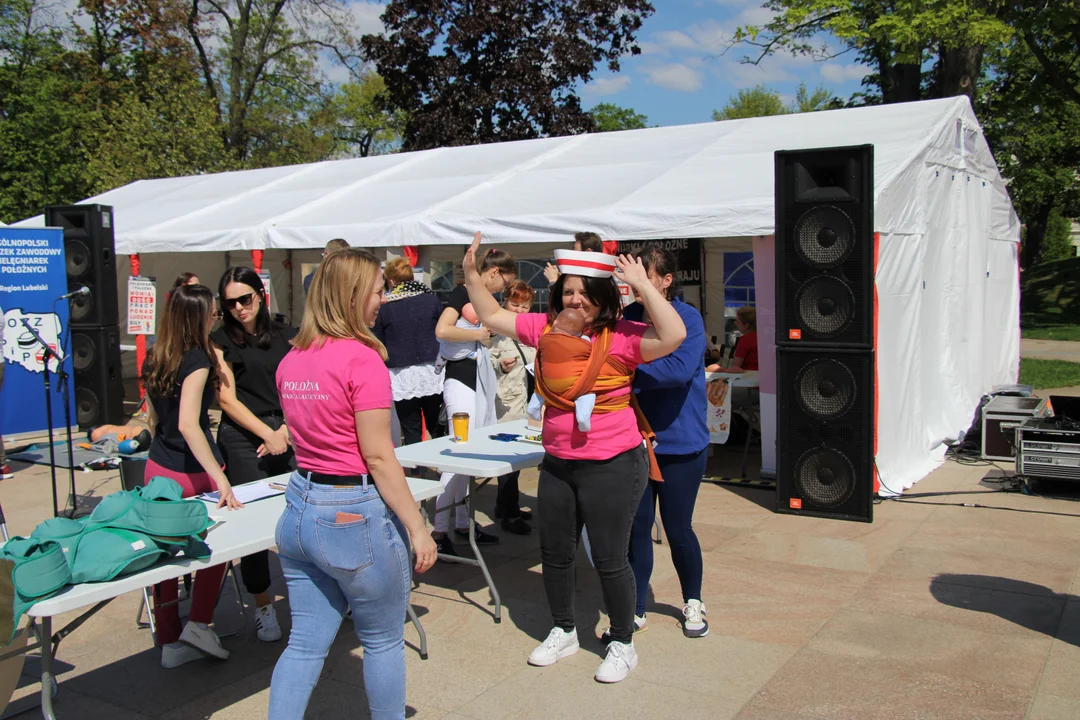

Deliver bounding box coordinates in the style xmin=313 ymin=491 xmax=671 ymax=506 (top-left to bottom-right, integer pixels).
xmin=222 ymin=292 xmax=255 ymax=310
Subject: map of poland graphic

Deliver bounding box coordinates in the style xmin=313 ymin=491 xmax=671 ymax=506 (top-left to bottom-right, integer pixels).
xmin=3 ymin=309 xmax=64 ymax=373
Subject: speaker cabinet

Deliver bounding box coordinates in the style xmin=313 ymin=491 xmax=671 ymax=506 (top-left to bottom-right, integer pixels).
xmin=45 ymin=204 xmax=118 ymax=328
xmin=774 ymin=146 xmax=874 ymax=348
xmin=71 ymin=325 xmax=124 ymax=429
xmin=776 ymin=347 xmax=874 ymax=521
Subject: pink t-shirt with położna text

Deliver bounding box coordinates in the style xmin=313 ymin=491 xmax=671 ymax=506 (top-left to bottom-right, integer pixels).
xmin=277 ymin=338 xmax=392 ymax=476
xmin=516 ymin=313 xmax=648 ymax=461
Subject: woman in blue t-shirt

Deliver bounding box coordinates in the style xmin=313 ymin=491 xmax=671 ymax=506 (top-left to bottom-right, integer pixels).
xmin=142 ymin=283 xmax=243 ymax=669
xmin=620 ymin=247 xmax=711 ymax=641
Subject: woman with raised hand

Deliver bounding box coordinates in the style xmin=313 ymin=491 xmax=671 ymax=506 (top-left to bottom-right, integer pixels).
xmin=268 ymin=248 xmax=437 ymax=720
xmin=461 ymin=231 xmax=686 ymax=684
xmin=431 ymin=247 xmax=516 ymax=555
xmin=141 ymin=283 xmax=242 ymax=669
xmin=211 ymin=266 xmax=298 ymax=643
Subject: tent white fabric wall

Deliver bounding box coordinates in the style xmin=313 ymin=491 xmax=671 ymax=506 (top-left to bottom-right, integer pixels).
xmin=18 ymin=96 xmax=1020 ymax=495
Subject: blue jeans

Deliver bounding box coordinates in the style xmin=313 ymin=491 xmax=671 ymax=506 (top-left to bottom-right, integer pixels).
xmin=627 ymin=448 xmax=708 ymax=616
xmin=268 ymin=472 xmax=412 ymax=720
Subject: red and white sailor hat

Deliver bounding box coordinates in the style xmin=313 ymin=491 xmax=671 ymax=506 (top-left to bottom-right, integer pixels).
xmin=553 ymin=249 xmax=617 ymax=279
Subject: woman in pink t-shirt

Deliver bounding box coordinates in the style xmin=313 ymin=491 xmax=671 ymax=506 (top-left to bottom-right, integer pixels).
xmin=268 ymin=249 xmax=437 ymax=720
xmin=461 ymin=232 xmax=686 ymax=684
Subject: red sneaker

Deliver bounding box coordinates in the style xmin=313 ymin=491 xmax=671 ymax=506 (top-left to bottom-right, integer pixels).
xmin=1 ymin=465 xmax=12 ymax=480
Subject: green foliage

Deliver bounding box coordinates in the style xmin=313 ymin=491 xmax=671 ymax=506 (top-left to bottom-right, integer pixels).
xmin=363 ymin=0 xmax=655 ymax=150
xmin=589 ymin=103 xmax=649 ymax=132
xmin=1042 ymin=210 xmax=1078 ymax=263
xmin=327 ymin=73 xmax=407 ymax=156
xmin=1021 ymin=256 xmax=1080 ymax=339
xmin=1019 ymin=358 xmax=1080 ymax=390
xmin=712 ymin=82 xmax=837 ymax=121
xmin=713 ymin=85 xmax=789 ymax=120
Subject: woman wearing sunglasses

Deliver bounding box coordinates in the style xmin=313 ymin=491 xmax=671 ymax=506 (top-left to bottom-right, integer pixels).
xmin=210 ymin=267 xmax=298 ymax=643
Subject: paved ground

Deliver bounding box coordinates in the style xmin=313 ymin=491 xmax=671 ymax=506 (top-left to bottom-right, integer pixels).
xmin=3 ymin=426 xmax=1080 ymax=720
xmin=1021 ymin=339 xmax=1080 ymax=363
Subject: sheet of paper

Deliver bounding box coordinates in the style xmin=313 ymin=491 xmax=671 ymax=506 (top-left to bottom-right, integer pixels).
xmin=200 ymin=480 xmax=286 ymax=504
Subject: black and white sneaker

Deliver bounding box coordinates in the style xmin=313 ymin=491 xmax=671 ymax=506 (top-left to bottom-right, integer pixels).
xmin=600 ymin=614 xmax=647 ymax=643
xmin=682 ymin=600 xmax=709 ymax=638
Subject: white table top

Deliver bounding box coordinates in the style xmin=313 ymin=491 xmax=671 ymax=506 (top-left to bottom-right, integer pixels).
xmin=706 ymin=370 xmax=760 ymax=387
xmin=28 ymin=474 xmax=444 ymax=618
xmin=394 ymin=418 xmax=546 ymax=477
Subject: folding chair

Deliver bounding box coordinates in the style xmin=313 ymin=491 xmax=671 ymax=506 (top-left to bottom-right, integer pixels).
xmin=119 ymin=458 xmax=247 ymax=641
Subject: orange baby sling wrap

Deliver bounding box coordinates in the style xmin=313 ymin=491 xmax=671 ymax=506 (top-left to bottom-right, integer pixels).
xmin=534 ymin=326 xmax=663 ymax=481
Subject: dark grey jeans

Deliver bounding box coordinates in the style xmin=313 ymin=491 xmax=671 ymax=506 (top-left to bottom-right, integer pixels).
xmin=537 ymin=442 xmax=649 ymax=644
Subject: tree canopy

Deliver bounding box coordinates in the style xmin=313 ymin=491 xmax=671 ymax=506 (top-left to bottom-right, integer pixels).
xmin=363 ymin=0 xmax=655 ymax=150
xmin=713 ymin=83 xmax=837 ymax=120
xmin=589 ymin=103 xmax=650 ymax=132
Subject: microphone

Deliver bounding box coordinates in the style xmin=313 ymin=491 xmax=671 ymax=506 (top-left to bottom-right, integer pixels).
xmin=58 ymin=286 xmax=90 ymax=300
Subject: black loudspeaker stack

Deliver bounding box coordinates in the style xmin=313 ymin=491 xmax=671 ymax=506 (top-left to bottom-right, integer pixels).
xmin=774 ymin=146 xmax=875 ymax=522
xmin=45 ymin=205 xmax=124 ymax=429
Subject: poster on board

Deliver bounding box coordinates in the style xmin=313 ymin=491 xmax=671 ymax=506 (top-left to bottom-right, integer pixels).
xmin=0 ymin=227 xmax=76 ymax=437
xmin=127 ymin=276 xmax=157 ymax=335
xmin=706 ymin=374 xmax=732 ymax=444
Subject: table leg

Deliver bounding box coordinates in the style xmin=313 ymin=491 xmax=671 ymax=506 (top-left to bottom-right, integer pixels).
xmin=406 ymin=605 xmax=427 ymax=660
xmin=39 ymin=616 xmax=55 ymax=720
xmin=466 ymin=478 xmax=501 ymax=624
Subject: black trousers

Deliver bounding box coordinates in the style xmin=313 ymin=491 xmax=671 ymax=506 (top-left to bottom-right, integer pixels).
xmin=538 ymin=443 xmax=649 ymax=644
xmin=394 ymin=393 xmax=446 ymax=446
xmin=497 ymin=471 xmax=521 ymax=519
xmin=217 ymin=418 xmax=296 ymax=595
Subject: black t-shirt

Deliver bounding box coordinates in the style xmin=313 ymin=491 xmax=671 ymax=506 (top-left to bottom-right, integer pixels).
xmin=148 ymin=349 xmax=224 ymax=473
xmin=444 ymin=284 xmax=478 ymax=391
xmin=210 ymin=324 xmax=298 ymax=418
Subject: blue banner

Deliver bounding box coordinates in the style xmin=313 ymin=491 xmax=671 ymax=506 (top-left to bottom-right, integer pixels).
xmin=0 ymin=228 xmax=76 ymax=437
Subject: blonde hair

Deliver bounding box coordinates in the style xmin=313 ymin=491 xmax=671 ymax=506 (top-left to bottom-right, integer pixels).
xmin=736 ymin=306 xmax=757 ymax=331
xmin=295 ymin=248 xmax=388 ymax=360
xmin=384 ymin=257 xmax=414 ymax=285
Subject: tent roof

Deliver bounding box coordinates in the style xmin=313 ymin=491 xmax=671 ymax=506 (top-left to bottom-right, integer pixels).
xmin=16 ymin=97 xmax=1016 ymax=254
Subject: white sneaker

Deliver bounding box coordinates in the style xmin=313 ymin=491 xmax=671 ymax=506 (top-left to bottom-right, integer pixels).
xmin=179 ymin=621 xmax=230 ymax=660
xmin=682 ymin=599 xmax=709 ymax=638
xmin=595 ymin=640 xmax=638 ymax=683
xmin=255 ymin=604 xmax=282 ymax=642
xmin=161 ymin=641 xmax=204 ymax=669
xmin=528 ymin=627 xmax=579 ymax=667
xmin=601 ymin=614 xmax=647 ymax=643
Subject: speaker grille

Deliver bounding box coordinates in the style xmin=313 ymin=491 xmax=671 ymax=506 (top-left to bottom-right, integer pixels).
xmin=796 ymin=358 xmax=857 ymax=420
xmin=794 ymin=206 xmax=855 ymax=268
xmin=794 ymin=276 xmax=855 ymax=337
xmin=66 ymin=240 xmax=90 ymax=279
xmin=76 ymin=387 xmax=100 ymax=428
xmin=794 ymin=447 xmax=856 ymax=508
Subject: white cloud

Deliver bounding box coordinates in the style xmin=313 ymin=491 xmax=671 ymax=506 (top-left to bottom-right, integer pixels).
xmin=736 ymin=5 xmax=777 ymax=26
xmin=638 ymin=41 xmax=668 ymax=56
xmin=654 ymin=30 xmax=698 ymax=51
xmin=644 ymin=63 xmax=705 ymax=93
xmin=820 ymin=63 xmax=872 ymax=83
xmin=687 ymin=20 xmax=735 ymax=55
xmin=584 ymin=76 xmax=632 ymax=97
xmin=349 ymin=1 xmax=386 ymax=37
xmin=716 ymin=60 xmax=798 ymax=88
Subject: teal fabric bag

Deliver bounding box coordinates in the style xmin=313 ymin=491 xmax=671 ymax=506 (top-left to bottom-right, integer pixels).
xmin=30 ymin=518 xmax=170 ymax=584
xmin=0 ymin=537 xmax=72 ymax=643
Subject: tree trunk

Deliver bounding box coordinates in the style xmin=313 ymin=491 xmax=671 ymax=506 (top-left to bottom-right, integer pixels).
xmin=882 ymin=62 xmax=922 ymax=103
xmin=1021 ymin=202 xmax=1053 ymax=269
xmin=935 ymin=46 xmax=983 ymax=104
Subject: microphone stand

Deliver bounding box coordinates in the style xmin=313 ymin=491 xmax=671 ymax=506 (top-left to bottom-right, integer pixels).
xmin=19 ymin=318 xmax=77 ymax=518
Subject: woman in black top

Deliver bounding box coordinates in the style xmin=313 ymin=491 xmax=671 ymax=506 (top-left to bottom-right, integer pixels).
xmin=142 ymin=283 xmax=243 ymax=669
xmin=210 ymin=267 xmax=298 ymax=643
xmin=372 ymin=257 xmax=446 ymax=445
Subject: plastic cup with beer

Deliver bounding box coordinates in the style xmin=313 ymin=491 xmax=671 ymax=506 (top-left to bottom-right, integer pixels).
xmin=452 ymin=412 xmax=470 ymax=442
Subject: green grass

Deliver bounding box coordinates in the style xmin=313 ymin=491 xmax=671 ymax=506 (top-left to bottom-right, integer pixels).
xmin=1019 ymin=358 xmax=1080 ymax=389
xmin=1021 ymin=256 xmax=1080 ymax=340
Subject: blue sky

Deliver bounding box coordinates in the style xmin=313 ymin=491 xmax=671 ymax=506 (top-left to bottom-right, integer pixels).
xmin=579 ymin=0 xmax=872 ymax=126
xmin=349 ymin=0 xmax=873 ymax=128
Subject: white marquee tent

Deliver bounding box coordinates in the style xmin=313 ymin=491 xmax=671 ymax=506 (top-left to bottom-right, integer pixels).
xmin=17 ymin=96 xmax=1021 ymax=495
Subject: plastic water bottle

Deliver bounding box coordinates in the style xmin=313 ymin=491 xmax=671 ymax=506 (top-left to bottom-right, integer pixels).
xmin=118 ymin=438 xmax=142 ymax=454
